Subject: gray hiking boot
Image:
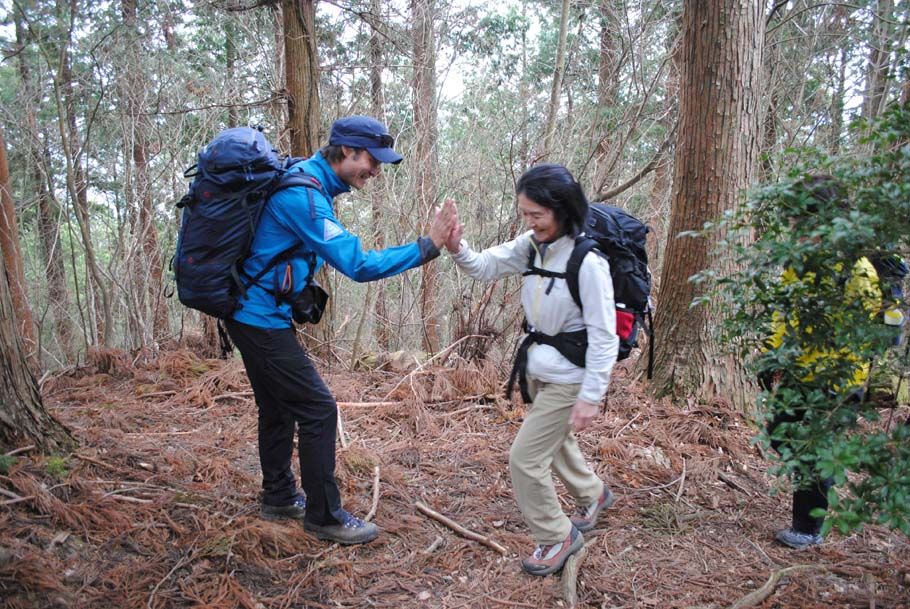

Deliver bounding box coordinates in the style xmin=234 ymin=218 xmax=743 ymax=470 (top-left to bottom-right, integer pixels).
xmin=261 ymin=494 xmax=307 ymax=521
xmin=570 ymin=485 xmax=615 ymax=532
xmin=304 ymin=510 xmax=379 ymax=545
xmin=774 ymin=527 xmax=823 ymax=549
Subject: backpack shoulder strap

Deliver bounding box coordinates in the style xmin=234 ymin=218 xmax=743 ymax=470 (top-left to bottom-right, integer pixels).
xmin=565 ymin=236 xmax=600 ymax=311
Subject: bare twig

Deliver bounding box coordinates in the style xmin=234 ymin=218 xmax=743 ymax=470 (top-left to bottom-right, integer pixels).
xmin=423 ymin=535 xmax=444 ymax=554
xmin=415 ymin=501 xmax=508 ymax=555
xmin=728 ymin=565 xmax=823 ymax=609
xmin=561 ymin=546 xmax=588 ymax=608
xmin=675 ymin=459 xmax=687 ymax=503
xmin=365 ymin=465 xmax=380 ymax=522
xmin=4 ymin=445 xmax=35 ymax=457
xmin=337 ymin=409 xmax=349 ymax=450
xmin=718 ymin=472 xmax=753 ymax=497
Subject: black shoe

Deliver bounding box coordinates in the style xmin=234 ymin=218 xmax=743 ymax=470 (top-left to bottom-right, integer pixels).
xmin=261 ymin=494 xmax=306 ymax=521
xmin=304 ymin=510 xmax=379 ymax=545
xmin=775 ymin=527 xmax=823 ymax=549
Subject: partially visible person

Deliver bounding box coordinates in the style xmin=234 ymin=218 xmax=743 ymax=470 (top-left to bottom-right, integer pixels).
xmin=761 ymin=175 xmax=882 ymax=549
xmin=227 ymin=116 xmax=456 ymax=545
xmin=444 ymin=164 xmax=619 ymax=575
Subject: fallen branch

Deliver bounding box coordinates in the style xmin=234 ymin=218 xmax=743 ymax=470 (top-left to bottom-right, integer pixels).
xmin=561 ymin=546 xmax=588 ymax=608
xmin=675 ymin=459 xmax=687 ymax=503
xmin=365 ymin=465 xmax=380 ymax=522
xmin=212 ymin=391 xmax=254 ymax=402
xmin=337 ymin=408 xmax=349 ymax=449
xmin=718 ymin=472 xmax=753 ymax=497
xmin=338 ymin=401 xmax=399 ymax=408
xmin=4 ymin=445 xmax=35 ymax=457
xmin=728 ymin=565 xmax=823 ymax=609
xmin=415 ymin=501 xmax=508 ymax=555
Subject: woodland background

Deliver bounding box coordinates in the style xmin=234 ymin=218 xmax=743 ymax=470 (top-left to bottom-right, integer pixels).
xmin=1 ymin=0 xmax=905 ymax=392
xmin=0 ymin=1 xmax=909 ymax=608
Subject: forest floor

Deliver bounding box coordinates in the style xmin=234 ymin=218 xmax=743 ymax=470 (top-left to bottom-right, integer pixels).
xmin=1 ymin=346 xmax=908 ymax=609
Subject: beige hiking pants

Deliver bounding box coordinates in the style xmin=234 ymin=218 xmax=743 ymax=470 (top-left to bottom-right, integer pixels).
xmin=509 ymin=380 xmax=604 ymax=545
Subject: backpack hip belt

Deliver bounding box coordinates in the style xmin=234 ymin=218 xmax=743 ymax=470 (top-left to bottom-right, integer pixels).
xmin=507 ymin=324 xmax=587 ymax=404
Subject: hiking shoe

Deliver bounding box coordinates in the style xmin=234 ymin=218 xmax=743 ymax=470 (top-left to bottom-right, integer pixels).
xmin=304 ymin=510 xmax=379 ymax=545
xmin=520 ymin=526 xmax=584 ymax=576
xmin=571 ymin=485 xmax=615 ymax=532
xmin=261 ymin=494 xmax=307 ymax=521
xmin=774 ymin=527 xmax=823 ymax=549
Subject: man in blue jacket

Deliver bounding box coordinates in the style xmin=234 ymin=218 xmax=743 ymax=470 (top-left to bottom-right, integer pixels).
xmin=225 ymin=116 xmax=455 ymax=545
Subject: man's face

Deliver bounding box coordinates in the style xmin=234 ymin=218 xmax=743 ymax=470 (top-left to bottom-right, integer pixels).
xmin=335 ymin=147 xmax=381 ymax=190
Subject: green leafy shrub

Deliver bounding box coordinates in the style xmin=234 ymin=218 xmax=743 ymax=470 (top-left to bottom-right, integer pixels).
xmin=699 ymin=104 xmax=910 ymax=536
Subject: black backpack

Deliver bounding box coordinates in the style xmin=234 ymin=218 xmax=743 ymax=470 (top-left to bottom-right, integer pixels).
xmin=173 ymin=126 xmax=323 ymax=320
xmin=524 ymin=203 xmax=653 ymax=367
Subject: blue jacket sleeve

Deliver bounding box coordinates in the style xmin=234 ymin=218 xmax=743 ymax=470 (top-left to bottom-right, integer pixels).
xmin=270 ymin=185 xmax=440 ymax=282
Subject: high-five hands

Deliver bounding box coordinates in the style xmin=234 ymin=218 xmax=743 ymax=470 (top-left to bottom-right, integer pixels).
xmin=437 ymin=198 xmax=463 ymax=254
xmin=428 ymin=199 xmax=458 ymax=249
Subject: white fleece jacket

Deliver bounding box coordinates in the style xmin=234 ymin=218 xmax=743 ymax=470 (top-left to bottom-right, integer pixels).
xmin=451 ymin=231 xmax=619 ymax=403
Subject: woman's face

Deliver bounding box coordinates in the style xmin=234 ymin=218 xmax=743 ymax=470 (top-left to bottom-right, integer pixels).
xmin=518 ymin=193 xmax=561 ymax=243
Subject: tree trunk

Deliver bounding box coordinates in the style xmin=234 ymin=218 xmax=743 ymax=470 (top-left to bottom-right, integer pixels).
xmin=370 ymin=0 xmax=390 ymax=351
xmin=649 ymin=0 xmax=764 ymax=409
xmin=54 ymin=0 xmax=112 ymax=346
xmin=15 ymin=9 xmax=75 ymax=361
xmin=226 ymin=17 xmax=240 ymax=128
xmin=121 ymin=0 xmax=167 ymax=347
xmin=412 ymin=0 xmax=441 ymax=353
xmin=541 ymin=0 xmax=571 ymax=158
xmin=0 ymin=145 xmax=73 ymax=452
xmin=863 ymin=0 xmax=895 ymax=121
xmin=0 ymin=129 xmax=37 ymax=370
xmin=282 ymin=0 xmax=332 ymax=350
xmin=282 ymin=0 xmax=319 ymax=156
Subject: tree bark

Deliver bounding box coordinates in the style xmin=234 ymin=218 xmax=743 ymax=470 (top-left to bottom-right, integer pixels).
xmin=0 ymin=128 xmax=37 ymax=361
xmin=54 ymin=0 xmax=112 ymax=346
xmin=412 ymin=0 xmax=441 ymax=353
xmin=282 ymin=0 xmax=319 ymax=156
xmin=15 ymin=8 xmax=75 ymax=361
xmin=863 ymin=0 xmax=895 ymax=121
xmin=0 ymin=141 xmax=73 ymax=452
xmin=649 ymin=0 xmax=764 ymax=409
xmin=282 ymin=0 xmax=333 ymax=350
xmin=541 ymin=0 xmax=571 ymax=158
xmin=370 ymin=0 xmax=390 ymax=351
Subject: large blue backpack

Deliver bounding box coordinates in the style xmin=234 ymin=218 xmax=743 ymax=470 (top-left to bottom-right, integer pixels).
xmin=173 ymin=127 xmax=321 ymax=319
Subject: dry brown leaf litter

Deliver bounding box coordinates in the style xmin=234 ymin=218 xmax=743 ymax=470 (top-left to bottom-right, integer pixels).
xmin=1 ymin=349 xmax=907 ymax=608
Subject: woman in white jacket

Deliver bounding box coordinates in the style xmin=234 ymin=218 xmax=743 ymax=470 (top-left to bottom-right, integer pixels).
xmin=445 ymin=164 xmax=619 ymax=576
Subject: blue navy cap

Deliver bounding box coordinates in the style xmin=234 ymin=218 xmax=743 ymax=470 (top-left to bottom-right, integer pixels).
xmin=329 ymin=116 xmax=403 ymax=165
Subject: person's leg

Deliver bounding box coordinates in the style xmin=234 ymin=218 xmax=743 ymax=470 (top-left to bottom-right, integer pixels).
xmin=256 ymin=329 xmax=378 ymax=544
xmin=511 ymin=381 xmax=585 ymax=575
xmin=552 ymin=434 xmax=603 ymax=506
xmin=792 ymin=476 xmax=833 ymax=535
xmin=225 ymin=321 xmax=298 ymax=507
xmin=552 ymin=436 xmax=612 ymax=532
xmin=509 ymin=381 xmax=580 ymax=544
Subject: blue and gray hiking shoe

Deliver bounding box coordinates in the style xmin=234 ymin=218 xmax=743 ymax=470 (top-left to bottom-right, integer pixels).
xmin=774 ymin=527 xmax=823 ymax=549
xmin=304 ymin=510 xmax=379 ymax=545
xmin=261 ymin=494 xmax=307 ymax=521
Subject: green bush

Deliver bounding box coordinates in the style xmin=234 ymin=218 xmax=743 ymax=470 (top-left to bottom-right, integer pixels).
xmin=700 ymin=104 xmax=910 ymax=536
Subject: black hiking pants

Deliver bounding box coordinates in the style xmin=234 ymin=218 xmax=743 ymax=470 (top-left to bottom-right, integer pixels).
xmin=767 ymin=408 xmax=834 ymax=536
xmin=759 ymin=372 xmax=836 ymax=536
xmin=225 ymin=319 xmax=344 ymax=526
